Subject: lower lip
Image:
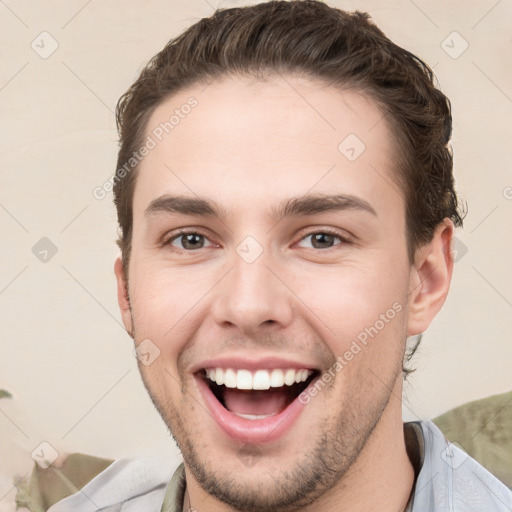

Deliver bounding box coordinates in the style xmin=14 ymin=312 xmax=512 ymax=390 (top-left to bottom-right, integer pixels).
xmin=195 ymin=375 xmax=311 ymax=444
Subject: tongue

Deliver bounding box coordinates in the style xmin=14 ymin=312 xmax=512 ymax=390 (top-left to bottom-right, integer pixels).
xmin=223 ymin=387 xmax=291 ymax=415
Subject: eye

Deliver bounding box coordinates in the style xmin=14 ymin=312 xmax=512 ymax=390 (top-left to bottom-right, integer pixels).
xmin=296 ymin=230 xmax=347 ymax=250
xmin=164 ymin=231 xmax=215 ymax=251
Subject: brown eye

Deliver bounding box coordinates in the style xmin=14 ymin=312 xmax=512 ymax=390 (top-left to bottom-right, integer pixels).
xmin=167 ymin=232 xmax=213 ymax=251
xmin=296 ymin=231 xmax=346 ymax=250
xmin=311 ymin=233 xmax=336 ymax=249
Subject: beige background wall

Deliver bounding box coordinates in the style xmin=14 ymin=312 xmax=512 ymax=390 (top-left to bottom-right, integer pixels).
xmin=1 ymin=0 xmax=511 ymax=509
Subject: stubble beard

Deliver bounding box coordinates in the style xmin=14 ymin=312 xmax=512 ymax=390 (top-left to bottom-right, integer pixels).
xmin=139 ymin=359 xmax=400 ymax=512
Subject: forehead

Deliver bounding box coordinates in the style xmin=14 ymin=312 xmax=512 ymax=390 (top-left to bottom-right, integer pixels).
xmin=133 ymin=74 xmax=402 ymax=219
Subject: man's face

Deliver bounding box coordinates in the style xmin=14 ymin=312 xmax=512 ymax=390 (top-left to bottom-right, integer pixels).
xmin=117 ymin=75 xmax=416 ymax=510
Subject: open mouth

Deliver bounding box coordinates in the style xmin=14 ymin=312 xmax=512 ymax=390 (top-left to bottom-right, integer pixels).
xmin=199 ymin=367 xmax=319 ymax=419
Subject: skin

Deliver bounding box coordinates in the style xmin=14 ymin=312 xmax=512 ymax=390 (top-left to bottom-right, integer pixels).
xmin=114 ymin=74 xmax=454 ymax=512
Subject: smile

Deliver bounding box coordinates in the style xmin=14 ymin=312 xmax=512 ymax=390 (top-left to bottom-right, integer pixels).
xmin=195 ymin=364 xmax=320 ymax=444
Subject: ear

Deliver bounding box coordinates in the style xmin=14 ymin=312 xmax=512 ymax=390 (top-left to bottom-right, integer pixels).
xmin=114 ymin=255 xmax=133 ymax=337
xmin=407 ymin=218 xmax=455 ymax=336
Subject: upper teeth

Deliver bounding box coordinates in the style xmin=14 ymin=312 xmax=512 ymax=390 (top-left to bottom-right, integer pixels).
xmin=205 ymin=368 xmax=313 ymax=390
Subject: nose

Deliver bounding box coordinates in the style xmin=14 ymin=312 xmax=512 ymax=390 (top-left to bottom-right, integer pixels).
xmin=210 ymin=250 xmax=294 ymax=336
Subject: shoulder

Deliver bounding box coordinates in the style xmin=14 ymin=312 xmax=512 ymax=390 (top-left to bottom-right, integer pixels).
xmin=410 ymin=420 xmax=512 ymax=511
xmin=47 ymin=455 xmax=178 ymax=512
xmin=433 ymin=390 xmax=512 ymax=488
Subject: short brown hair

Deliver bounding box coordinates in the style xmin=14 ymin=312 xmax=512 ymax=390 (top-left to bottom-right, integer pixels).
xmin=114 ymin=0 xmax=464 ymax=277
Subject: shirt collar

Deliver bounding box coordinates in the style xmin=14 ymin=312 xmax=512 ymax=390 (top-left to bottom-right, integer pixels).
xmin=160 ymin=462 xmax=186 ymax=512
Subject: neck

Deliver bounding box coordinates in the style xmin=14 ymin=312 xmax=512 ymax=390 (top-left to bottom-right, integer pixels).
xmin=306 ymin=380 xmax=415 ymax=512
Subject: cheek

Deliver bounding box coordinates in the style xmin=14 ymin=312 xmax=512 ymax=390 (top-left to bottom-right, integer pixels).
xmin=130 ymin=263 xmax=212 ymax=336
xmin=291 ymin=262 xmax=406 ymax=341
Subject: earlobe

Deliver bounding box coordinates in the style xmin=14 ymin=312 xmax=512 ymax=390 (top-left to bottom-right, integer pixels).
xmin=407 ymin=219 xmax=455 ymax=336
xmin=114 ymin=256 xmax=133 ymax=337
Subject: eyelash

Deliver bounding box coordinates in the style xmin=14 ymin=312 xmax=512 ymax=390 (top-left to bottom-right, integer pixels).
xmin=161 ymin=228 xmax=351 ymax=253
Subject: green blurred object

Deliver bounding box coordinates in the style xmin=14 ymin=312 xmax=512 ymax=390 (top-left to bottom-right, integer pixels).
xmin=15 ymin=453 xmax=113 ymax=512
xmin=0 ymin=389 xmax=12 ymax=399
xmin=433 ymin=390 xmax=512 ymax=489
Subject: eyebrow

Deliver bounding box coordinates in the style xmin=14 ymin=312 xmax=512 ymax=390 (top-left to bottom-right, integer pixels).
xmin=144 ymin=193 xmax=377 ymax=221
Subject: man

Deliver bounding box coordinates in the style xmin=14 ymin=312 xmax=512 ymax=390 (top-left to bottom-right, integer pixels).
xmin=49 ymin=0 xmax=512 ymax=510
